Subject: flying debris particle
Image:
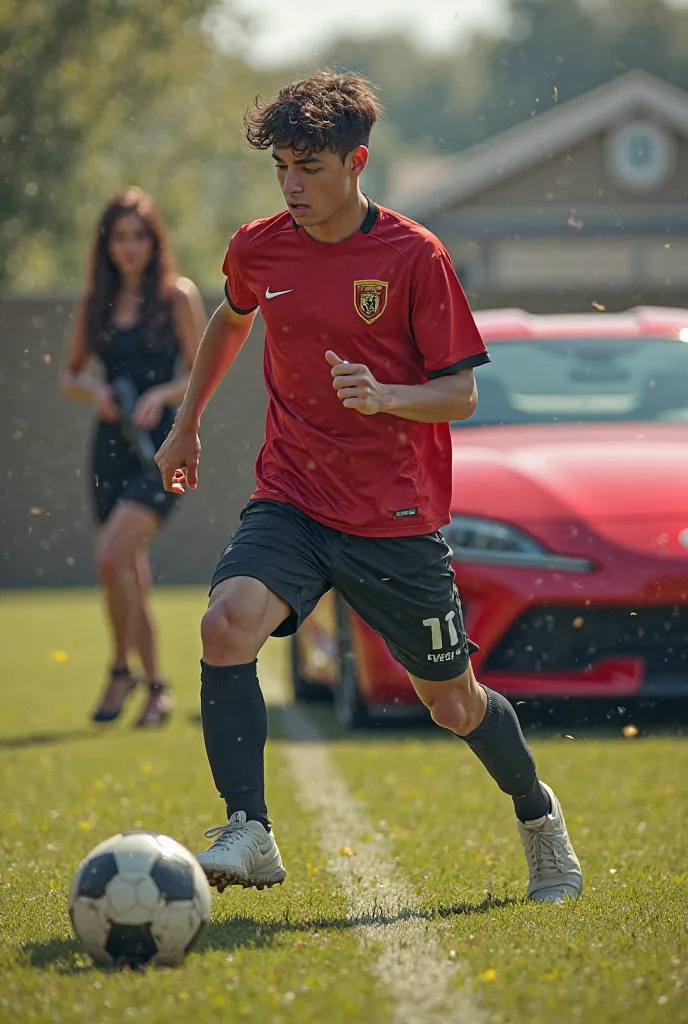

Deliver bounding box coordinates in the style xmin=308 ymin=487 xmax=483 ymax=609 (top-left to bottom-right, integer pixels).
xmin=42 ymin=353 xmax=52 ymax=364
xmin=592 ymin=302 xmax=606 ymax=311
xmin=553 ymin=86 xmax=559 ymax=103
xmin=565 ymin=734 xmax=575 ymax=740
xmin=622 ymin=724 xmax=639 ymax=739
xmin=572 ymin=616 xmax=584 ymax=628
xmin=29 ymin=507 xmax=44 ymax=516
xmin=609 ymin=868 xmax=617 ymax=874
xmin=338 ymin=845 xmax=356 ymax=857
xmin=567 ymin=214 xmax=584 ymax=230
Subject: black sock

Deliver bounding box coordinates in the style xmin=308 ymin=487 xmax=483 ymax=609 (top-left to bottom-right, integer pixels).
xmin=461 ymin=686 xmax=550 ymax=822
xmin=200 ymin=660 xmax=270 ymax=831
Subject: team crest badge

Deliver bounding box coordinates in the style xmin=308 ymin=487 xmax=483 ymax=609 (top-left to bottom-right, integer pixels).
xmin=354 ymin=280 xmax=389 ymax=324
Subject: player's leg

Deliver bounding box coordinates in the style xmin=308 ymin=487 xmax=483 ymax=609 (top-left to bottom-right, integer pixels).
xmin=333 ymin=530 xmax=582 ymax=903
xmin=92 ymin=501 xmax=160 ymax=722
xmin=196 ymin=499 xmax=331 ymax=891
xmin=409 ymin=664 xmax=582 ymax=902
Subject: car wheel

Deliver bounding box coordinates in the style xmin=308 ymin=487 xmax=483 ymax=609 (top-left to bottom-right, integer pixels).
xmin=290 ymin=633 xmax=330 ymax=703
xmin=333 ymin=594 xmax=369 ymax=730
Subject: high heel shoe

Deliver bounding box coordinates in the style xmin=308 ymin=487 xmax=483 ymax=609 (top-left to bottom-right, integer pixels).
xmin=92 ymin=666 xmax=138 ymax=723
xmin=135 ymin=681 xmax=174 ymax=728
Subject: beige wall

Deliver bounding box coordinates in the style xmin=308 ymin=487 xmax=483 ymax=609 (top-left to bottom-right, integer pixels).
xmin=469 ymin=132 xmax=688 ymax=208
xmin=1 ymin=294 xmax=268 ymax=587
xmin=489 ymin=236 xmax=688 ymax=290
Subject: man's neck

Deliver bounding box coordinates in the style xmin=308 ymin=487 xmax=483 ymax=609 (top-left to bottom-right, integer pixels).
xmin=303 ymin=193 xmax=369 ymax=245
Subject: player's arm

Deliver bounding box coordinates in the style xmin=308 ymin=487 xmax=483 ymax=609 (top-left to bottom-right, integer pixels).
xmin=155 ymin=300 xmax=256 ymax=493
xmin=326 ymin=351 xmax=477 ymax=423
xmin=60 ymin=297 xmax=120 ymax=420
xmin=372 ymin=367 xmax=477 ymax=422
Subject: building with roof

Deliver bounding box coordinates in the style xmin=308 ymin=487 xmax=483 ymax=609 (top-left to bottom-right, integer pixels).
xmin=386 ymin=71 xmax=688 ymax=312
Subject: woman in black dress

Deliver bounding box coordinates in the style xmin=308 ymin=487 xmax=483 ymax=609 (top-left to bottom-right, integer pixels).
xmin=61 ymin=187 xmax=204 ymax=726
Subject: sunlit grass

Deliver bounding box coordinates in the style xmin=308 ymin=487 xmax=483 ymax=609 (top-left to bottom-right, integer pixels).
xmin=1 ymin=589 xmax=686 ymax=1023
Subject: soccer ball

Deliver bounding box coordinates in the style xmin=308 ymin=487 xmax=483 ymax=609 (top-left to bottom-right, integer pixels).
xmin=68 ymin=831 xmax=211 ymax=967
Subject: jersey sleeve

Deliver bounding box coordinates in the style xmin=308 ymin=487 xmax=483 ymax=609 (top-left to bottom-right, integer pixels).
xmin=411 ymin=251 xmax=489 ymax=377
xmin=222 ymin=227 xmax=259 ymax=315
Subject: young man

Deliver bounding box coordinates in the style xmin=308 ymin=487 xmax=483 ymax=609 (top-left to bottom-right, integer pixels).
xmin=156 ymin=72 xmax=582 ymax=903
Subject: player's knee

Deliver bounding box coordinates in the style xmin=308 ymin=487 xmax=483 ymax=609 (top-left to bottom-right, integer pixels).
xmin=201 ymin=601 xmax=260 ymax=662
xmin=428 ymin=689 xmax=480 ymax=737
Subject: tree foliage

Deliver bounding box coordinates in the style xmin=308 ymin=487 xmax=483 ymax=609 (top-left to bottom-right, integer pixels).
xmin=2 ymin=0 xmax=688 ymax=292
xmin=0 ymin=0 xmax=278 ymax=290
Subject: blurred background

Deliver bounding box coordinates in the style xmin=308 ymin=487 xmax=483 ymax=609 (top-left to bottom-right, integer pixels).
xmin=3 ymin=0 xmax=688 ymax=588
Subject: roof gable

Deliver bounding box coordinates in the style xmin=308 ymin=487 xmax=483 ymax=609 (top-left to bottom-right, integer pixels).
xmin=392 ymin=71 xmax=688 ymax=220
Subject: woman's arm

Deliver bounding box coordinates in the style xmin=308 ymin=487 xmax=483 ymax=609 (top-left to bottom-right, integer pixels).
xmin=60 ymin=297 xmax=119 ymax=420
xmin=132 ymin=278 xmax=206 ymax=428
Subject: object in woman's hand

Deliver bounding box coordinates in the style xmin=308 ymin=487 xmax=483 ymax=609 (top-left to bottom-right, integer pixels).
xmin=110 ymin=377 xmax=158 ymax=467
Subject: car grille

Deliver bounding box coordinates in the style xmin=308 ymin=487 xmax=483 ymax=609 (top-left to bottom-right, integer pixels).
xmin=485 ymin=605 xmax=688 ymax=676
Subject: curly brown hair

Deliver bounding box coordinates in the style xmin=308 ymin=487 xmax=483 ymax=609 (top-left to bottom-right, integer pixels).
xmin=244 ymin=71 xmax=383 ymax=161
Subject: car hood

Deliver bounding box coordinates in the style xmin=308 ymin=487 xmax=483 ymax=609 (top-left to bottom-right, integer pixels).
xmin=450 ymin=423 xmax=688 ymax=554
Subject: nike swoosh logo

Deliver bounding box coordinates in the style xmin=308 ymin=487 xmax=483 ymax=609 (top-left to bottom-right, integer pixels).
xmin=265 ymin=287 xmax=293 ymax=299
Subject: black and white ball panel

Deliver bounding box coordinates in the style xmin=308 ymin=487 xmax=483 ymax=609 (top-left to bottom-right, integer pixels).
xmin=68 ymin=831 xmax=211 ymax=966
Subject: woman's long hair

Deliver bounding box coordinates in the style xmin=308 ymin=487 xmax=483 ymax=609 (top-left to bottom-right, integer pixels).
xmin=84 ymin=187 xmax=178 ymax=349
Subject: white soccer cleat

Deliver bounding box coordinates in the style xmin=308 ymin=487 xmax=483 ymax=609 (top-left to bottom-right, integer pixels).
xmin=517 ymin=782 xmax=583 ymax=903
xmin=196 ymin=811 xmax=287 ymax=892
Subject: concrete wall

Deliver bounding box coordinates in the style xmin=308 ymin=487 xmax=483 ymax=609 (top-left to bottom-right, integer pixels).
xmin=1 ymin=294 xmax=268 ymax=587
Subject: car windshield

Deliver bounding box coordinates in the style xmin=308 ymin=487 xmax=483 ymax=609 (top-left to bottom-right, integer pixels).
xmin=453 ymin=336 xmax=688 ymax=427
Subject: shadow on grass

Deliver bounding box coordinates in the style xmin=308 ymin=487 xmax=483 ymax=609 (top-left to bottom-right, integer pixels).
xmin=22 ymin=895 xmax=518 ymax=970
xmin=19 ymin=937 xmax=90 ymax=974
xmin=0 ymin=728 xmax=101 ymax=750
xmin=203 ymin=893 xmax=519 ymax=952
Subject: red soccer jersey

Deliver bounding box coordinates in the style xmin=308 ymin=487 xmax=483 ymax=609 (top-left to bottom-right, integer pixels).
xmin=222 ymin=201 xmax=489 ymax=537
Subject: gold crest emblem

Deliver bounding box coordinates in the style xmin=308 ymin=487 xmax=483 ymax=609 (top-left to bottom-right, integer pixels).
xmin=354 ymin=280 xmax=389 ymax=324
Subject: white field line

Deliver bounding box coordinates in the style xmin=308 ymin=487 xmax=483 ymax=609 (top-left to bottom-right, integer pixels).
xmin=263 ymin=673 xmax=482 ymax=1024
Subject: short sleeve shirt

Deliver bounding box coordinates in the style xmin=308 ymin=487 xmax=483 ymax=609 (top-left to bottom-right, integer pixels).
xmin=222 ymin=201 xmax=489 ymax=536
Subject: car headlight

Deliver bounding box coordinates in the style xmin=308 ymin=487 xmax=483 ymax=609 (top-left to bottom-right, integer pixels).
xmin=441 ymin=515 xmax=594 ymax=572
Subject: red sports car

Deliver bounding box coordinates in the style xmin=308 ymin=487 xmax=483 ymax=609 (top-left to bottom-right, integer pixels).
xmin=292 ymin=306 xmax=688 ymax=727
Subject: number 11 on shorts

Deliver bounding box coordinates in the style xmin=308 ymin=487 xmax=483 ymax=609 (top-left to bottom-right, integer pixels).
xmin=423 ymin=611 xmax=459 ymax=651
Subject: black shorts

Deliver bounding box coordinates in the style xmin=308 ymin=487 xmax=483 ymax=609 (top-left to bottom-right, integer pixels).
xmin=211 ymin=499 xmax=479 ymax=682
xmin=90 ymin=418 xmax=179 ymax=526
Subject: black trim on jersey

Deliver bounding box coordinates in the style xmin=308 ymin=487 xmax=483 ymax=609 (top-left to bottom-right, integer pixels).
xmin=360 ymin=199 xmax=380 ymax=234
xmin=427 ymin=352 xmax=491 ymax=378
xmin=224 ymin=280 xmax=258 ymax=316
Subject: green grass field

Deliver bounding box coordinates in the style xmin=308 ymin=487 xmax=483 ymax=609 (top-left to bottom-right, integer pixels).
xmin=1 ymin=589 xmax=686 ymax=1024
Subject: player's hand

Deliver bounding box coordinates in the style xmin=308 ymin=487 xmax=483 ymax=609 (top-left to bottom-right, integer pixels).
xmin=155 ymin=422 xmax=200 ymax=494
xmin=132 ymin=388 xmax=165 ymax=430
xmin=93 ymin=384 xmax=120 ymax=422
xmin=325 ymin=350 xmax=387 ymax=416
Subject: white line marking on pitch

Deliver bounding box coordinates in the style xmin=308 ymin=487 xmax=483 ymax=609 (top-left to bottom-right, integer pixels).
xmin=263 ymin=672 xmax=482 ymax=1024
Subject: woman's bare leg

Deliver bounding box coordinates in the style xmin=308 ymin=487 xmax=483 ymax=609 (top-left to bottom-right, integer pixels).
xmin=94 ymin=502 xmax=159 ymax=714
xmin=128 ymin=544 xmax=158 ymax=683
